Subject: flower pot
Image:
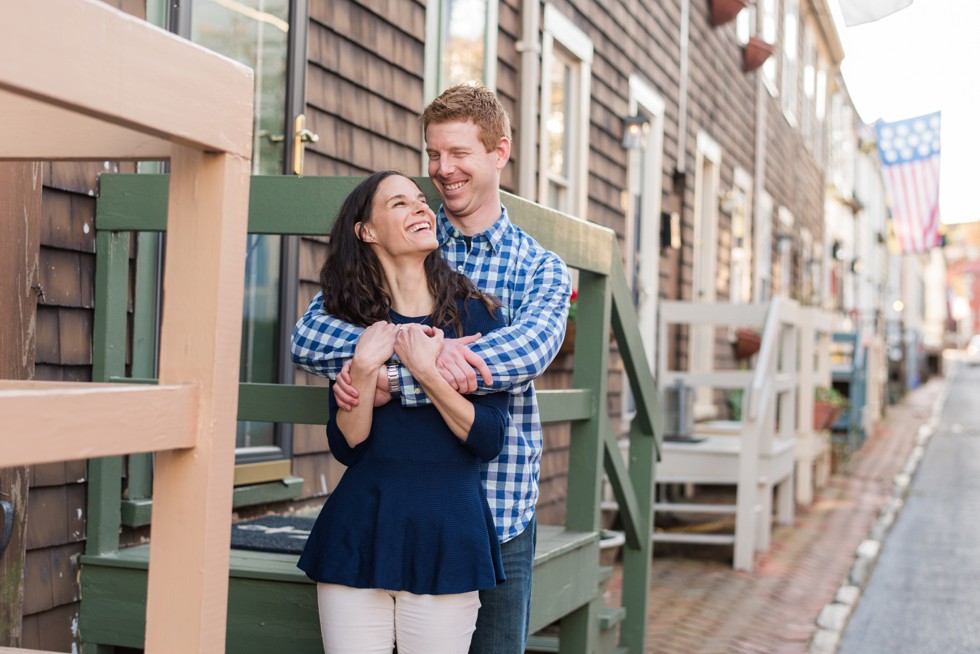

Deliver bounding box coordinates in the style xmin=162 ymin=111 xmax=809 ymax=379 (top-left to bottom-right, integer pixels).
xmin=732 ymin=328 xmax=761 ymax=360
xmin=812 ymin=400 xmax=843 ymax=431
xmin=710 ymin=0 xmax=749 ymax=26
xmin=558 ymin=319 xmax=576 ymax=355
xmin=743 ymin=36 xmax=775 ymax=72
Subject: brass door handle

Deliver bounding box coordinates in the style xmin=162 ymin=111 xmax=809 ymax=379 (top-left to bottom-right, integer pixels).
xmin=292 ymin=114 xmax=320 ymax=176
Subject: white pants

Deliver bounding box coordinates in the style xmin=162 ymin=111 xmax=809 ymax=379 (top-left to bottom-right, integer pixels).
xmin=316 ymin=583 xmax=481 ymax=654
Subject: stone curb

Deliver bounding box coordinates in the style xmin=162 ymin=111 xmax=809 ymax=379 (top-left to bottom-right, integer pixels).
xmin=806 ymin=382 xmax=949 ymax=654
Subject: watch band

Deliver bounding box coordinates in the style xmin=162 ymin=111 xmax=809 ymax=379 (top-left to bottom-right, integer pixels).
xmin=386 ymin=361 xmax=401 ymax=397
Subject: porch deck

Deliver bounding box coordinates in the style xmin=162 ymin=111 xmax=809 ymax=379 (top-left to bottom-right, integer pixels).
xmin=80 ymin=174 xmax=663 ymax=653
xmin=80 ymin=526 xmax=599 ymax=652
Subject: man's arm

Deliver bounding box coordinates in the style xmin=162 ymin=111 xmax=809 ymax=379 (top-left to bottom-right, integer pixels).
xmin=461 ymin=253 xmax=572 ymax=393
xmin=290 ymin=292 xmax=363 ymax=380
xmin=295 ymin=292 xmax=438 ymax=409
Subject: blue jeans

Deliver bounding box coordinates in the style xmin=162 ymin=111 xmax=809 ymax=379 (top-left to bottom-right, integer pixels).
xmin=469 ymin=517 xmax=537 ymax=654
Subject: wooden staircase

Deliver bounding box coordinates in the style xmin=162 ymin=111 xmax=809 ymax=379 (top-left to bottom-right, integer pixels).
xmin=653 ymin=298 xmax=812 ymax=571
xmin=80 ymin=174 xmax=663 ymax=653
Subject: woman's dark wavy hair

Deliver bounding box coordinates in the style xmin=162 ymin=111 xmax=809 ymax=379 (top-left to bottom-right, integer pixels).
xmin=319 ymin=170 xmax=499 ymax=335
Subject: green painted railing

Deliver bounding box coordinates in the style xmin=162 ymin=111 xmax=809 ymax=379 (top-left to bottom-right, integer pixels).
xmin=88 ymin=174 xmax=661 ymax=653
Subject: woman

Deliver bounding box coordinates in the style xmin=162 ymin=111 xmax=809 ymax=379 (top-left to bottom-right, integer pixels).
xmin=297 ymin=171 xmax=507 ymax=653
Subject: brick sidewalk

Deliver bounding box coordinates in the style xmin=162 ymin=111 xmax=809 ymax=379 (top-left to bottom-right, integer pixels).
xmin=605 ymin=378 xmax=945 ymax=654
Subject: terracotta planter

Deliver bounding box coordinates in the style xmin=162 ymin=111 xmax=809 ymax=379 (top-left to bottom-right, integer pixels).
xmin=812 ymin=400 xmax=843 ymax=431
xmin=559 ymin=319 xmax=576 ymax=355
xmin=710 ymin=0 xmax=749 ymax=26
xmin=732 ymin=328 xmax=761 ymax=360
xmin=743 ymin=36 xmax=775 ymax=72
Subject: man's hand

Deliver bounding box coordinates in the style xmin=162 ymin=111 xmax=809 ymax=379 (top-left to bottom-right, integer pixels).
xmin=435 ymin=333 xmax=493 ymax=394
xmin=332 ymin=360 xmax=392 ymax=411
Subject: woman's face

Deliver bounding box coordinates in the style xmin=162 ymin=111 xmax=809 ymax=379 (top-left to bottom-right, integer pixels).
xmin=359 ymin=175 xmax=438 ymax=259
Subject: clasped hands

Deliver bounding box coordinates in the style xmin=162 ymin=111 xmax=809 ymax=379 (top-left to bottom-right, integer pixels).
xmin=334 ymin=321 xmax=492 ymax=411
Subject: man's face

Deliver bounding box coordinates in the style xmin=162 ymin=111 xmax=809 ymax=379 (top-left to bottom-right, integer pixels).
xmin=425 ymin=119 xmax=510 ymax=229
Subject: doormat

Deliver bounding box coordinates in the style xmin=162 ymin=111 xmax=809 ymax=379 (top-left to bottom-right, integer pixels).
xmin=230 ymin=515 xmax=315 ymax=554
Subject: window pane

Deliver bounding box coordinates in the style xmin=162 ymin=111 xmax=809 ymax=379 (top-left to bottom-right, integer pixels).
xmin=191 ymin=0 xmax=289 ymax=176
xmin=191 ymin=0 xmax=290 ymax=449
xmin=547 ymin=58 xmax=571 ymax=180
xmin=441 ymin=0 xmax=488 ymax=86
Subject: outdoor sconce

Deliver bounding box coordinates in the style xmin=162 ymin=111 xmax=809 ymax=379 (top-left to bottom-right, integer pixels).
xmin=622 ymin=114 xmax=650 ymax=151
xmin=831 ymin=239 xmax=846 ymax=261
xmin=719 ymin=190 xmax=736 ymax=214
xmin=776 ymin=233 xmax=793 ymax=254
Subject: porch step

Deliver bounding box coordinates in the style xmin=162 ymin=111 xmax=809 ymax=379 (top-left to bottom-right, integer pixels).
xmin=599 ymin=605 xmax=627 ymax=630
xmin=525 ymin=605 xmax=628 ymax=653
xmin=652 ymin=532 xmax=736 ymax=545
xmin=654 ymin=502 xmax=737 ymax=514
xmin=526 ymin=635 xmax=629 ymax=654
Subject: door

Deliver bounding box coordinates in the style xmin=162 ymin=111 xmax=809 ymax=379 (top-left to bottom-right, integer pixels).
xmin=178 ymin=0 xmax=311 ymax=464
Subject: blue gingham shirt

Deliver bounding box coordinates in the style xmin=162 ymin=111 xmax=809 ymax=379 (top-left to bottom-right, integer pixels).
xmin=291 ymin=205 xmax=571 ymax=543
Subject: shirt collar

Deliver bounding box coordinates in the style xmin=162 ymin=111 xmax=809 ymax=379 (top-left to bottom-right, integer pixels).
xmin=436 ymin=205 xmax=510 ymax=254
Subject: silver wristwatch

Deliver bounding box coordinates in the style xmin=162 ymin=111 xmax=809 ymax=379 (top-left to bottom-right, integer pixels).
xmin=386 ymin=361 xmax=400 ymax=397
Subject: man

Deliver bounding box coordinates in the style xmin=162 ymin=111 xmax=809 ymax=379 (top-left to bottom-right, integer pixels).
xmin=291 ymin=84 xmax=571 ymax=652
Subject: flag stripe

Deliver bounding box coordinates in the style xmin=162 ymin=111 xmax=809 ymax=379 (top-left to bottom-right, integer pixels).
xmin=876 ymin=111 xmax=941 ymax=254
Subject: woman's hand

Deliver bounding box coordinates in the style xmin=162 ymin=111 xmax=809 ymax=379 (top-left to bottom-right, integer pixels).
xmin=351 ymin=321 xmax=397 ymax=374
xmin=393 ymin=324 xmax=443 ymax=382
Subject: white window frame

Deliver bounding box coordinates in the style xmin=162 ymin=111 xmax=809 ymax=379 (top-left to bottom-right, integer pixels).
xmin=776 ymin=206 xmax=795 ymax=297
xmin=802 ymin=25 xmax=816 ymax=149
xmin=729 ymin=167 xmax=754 ymax=304
xmin=754 ymin=191 xmax=774 ymax=302
xmin=423 ymin=0 xmax=499 ymax=102
xmin=760 ymin=0 xmax=779 ymax=94
xmin=815 ymin=61 xmax=828 ymax=165
xmin=693 ymin=131 xmax=722 ymax=304
xmin=781 ymin=0 xmax=799 ymax=124
xmin=690 ymin=131 xmax=723 ymax=417
xmin=621 ymin=74 xmax=666 ymax=420
xmin=538 ymin=3 xmax=592 ymax=217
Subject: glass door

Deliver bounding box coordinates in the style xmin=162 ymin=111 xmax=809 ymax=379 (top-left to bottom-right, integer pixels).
xmin=184 ymin=0 xmax=308 ymax=461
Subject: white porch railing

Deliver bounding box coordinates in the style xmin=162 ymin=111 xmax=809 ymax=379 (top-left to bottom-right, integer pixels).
xmin=655 ymin=297 xmax=834 ymax=571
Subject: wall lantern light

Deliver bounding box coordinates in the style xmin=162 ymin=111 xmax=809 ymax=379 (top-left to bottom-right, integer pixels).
xmin=622 ymin=114 xmax=650 ymax=151
xmin=776 ymin=233 xmax=793 ymax=254
xmin=831 ymin=239 xmax=846 ymax=261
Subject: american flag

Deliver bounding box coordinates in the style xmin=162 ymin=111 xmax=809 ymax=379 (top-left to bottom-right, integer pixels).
xmin=875 ymin=111 xmax=942 ymax=254
xmin=839 ymin=0 xmax=912 ymax=27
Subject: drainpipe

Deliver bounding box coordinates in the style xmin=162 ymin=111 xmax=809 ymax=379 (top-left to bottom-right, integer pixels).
xmin=676 ymin=0 xmax=690 ymax=175
xmin=753 ymin=65 xmax=768 ymax=301
xmin=516 ymin=1 xmax=541 ymax=199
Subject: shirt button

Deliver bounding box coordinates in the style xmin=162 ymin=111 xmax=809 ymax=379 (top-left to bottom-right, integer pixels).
xmin=457 ymin=265 xmax=464 ymax=273
xmin=415 ymin=388 xmax=422 ymax=395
